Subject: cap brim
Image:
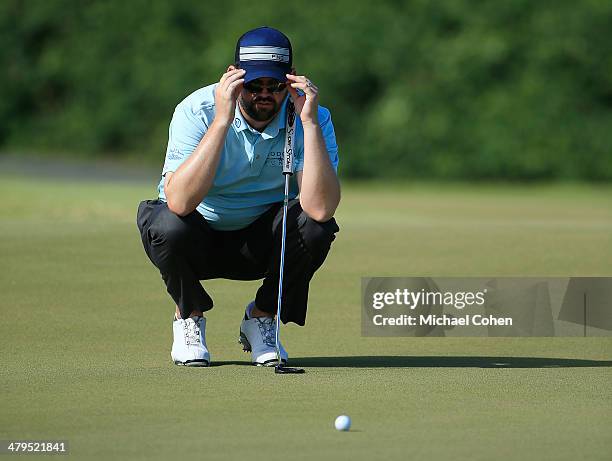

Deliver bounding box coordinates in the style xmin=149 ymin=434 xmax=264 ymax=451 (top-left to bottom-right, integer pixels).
xmin=242 ymin=64 xmax=288 ymax=84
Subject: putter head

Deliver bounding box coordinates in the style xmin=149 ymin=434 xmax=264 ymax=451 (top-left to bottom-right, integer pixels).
xmin=275 ymin=364 xmax=305 ymax=374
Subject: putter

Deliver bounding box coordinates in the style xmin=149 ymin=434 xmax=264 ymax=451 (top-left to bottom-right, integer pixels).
xmin=274 ymin=100 xmax=305 ymax=375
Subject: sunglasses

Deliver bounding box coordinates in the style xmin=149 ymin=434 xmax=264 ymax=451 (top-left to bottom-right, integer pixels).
xmin=243 ymin=80 xmax=287 ymax=94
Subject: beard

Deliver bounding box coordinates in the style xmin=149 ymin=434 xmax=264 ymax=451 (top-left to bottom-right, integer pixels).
xmin=239 ymin=94 xmax=281 ymax=122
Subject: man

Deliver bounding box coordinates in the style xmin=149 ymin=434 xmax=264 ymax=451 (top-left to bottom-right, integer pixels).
xmin=136 ymin=26 xmax=340 ymax=367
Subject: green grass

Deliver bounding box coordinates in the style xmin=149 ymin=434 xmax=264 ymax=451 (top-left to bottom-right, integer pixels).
xmin=1 ymin=175 xmax=611 ymax=461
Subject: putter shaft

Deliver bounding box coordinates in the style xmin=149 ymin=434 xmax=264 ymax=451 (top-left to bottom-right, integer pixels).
xmin=275 ymin=173 xmax=291 ymax=364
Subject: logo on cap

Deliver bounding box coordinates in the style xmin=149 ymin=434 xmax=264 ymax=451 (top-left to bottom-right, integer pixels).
xmin=239 ymin=46 xmax=290 ymax=63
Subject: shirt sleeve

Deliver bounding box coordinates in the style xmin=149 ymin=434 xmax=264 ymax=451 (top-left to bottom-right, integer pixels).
xmin=162 ymin=103 xmax=209 ymax=176
xmin=294 ymin=106 xmax=339 ymax=173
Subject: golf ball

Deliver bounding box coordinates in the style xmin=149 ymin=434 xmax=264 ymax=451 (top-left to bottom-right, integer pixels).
xmin=334 ymin=415 xmax=351 ymax=431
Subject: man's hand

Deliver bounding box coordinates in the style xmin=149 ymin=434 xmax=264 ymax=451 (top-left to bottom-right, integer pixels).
xmin=214 ymin=68 xmax=245 ymax=124
xmin=286 ymin=74 xmax=319 ymax=125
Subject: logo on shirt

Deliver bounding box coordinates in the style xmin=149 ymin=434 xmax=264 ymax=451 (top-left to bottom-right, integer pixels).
xmin=234 ymin=118 xmax=241 ymax=128
xmin=167 ymin=147 xmax=182 ymax=160
xmin=265 ymin=151 xmax=283 ymax=168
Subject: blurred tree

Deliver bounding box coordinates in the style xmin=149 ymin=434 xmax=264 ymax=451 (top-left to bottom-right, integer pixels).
xmin=0 ymin=0 xmax=610 ymax=180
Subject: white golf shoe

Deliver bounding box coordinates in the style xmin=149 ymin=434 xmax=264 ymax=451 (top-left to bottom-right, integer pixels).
xmin=239 ymin=315 xmax=288 ymax=366
xmin=171 ymin=316 xmax=210 ymax=367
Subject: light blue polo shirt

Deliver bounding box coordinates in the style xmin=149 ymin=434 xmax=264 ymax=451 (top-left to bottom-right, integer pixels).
xmin=157 ymin=84 xmax=339 ymax=230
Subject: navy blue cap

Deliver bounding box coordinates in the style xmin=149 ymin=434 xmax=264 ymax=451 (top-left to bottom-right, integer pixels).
xmin=235 ymin=27 xmax=292 ymax=84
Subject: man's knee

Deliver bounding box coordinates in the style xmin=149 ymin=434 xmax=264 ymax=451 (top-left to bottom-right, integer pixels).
xmin=297 ymin=212 xmax=340 ymax=260
xmin=146 ymin=204 xmax=201 ymax=250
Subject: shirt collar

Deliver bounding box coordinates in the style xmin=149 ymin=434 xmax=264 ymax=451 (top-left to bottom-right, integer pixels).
xmin=232 ymin=104 xmax=250 ymax=132
xmin=231 ymin=96 xmax=289 ymax=139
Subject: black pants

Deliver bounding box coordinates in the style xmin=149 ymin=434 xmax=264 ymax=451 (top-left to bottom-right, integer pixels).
xmin=136 ymin=199 xmax=339 ymax=325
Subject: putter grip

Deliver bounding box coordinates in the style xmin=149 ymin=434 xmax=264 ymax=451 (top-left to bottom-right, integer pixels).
xmin=283 ymin=101 xmax=296 ymax=175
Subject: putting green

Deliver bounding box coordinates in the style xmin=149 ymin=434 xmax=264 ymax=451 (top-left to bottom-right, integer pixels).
xmin=1 ymin=175 xmax=611 ymax=460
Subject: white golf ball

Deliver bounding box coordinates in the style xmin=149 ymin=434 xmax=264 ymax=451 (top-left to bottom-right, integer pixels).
xmin=334 ymin=415 xmax=351 ymax=431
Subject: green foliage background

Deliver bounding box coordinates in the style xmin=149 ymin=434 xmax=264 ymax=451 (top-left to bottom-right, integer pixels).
xmin=1 ymin=0 xmax=611 ymax=180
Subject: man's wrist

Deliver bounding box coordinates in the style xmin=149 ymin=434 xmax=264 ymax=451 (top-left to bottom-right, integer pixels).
xmin=301 ymin=118 xmax=319 ymax=129
xmin=211 ymin=115 xmax=233 ymax=130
